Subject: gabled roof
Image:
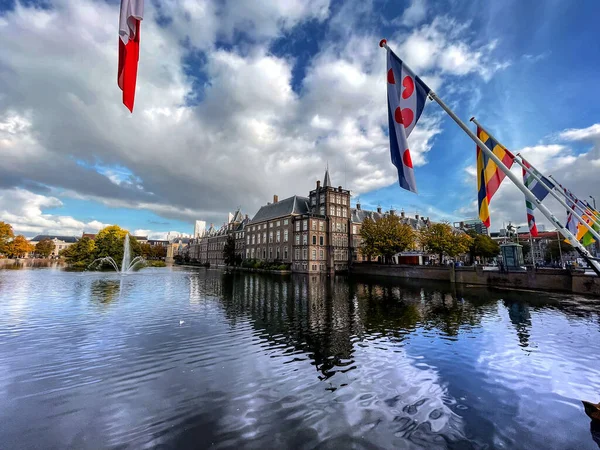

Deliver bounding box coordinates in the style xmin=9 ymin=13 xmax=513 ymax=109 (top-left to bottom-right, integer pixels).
xmin=251 ymin=195 xmax=309 ymax=223
xmin=230 ymin=209 xmax=244 ymax=223
xmin=30 ymin=235 xmax=79 ymax=243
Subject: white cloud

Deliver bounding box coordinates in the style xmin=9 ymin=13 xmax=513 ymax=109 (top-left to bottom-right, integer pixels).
xmin=0 ymin=1 xmax=508 ymax=234
xmin=0 ymin=188 xmax=110 ymax=237
xmin=399 ymin=0 xmax=428 ymax=26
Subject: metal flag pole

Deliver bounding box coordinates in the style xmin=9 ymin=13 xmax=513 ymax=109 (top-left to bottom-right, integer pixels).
xmin=547 ymin=174 xmax=600 ymax=226
xmin=378 ymin=39 xmax=600 ymax=276
xmin=470 ymin=118 xmax=600 ymax=240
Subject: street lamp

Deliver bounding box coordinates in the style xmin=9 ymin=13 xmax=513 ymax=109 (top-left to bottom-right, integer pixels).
xmin=590 ymin=195 xmax=597 ymax=210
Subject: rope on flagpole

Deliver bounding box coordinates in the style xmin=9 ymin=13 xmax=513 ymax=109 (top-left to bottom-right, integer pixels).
xmin=547 ymin=173 xmax=600 ymax=221
xmin=471 ymin=117 xmax=600 ymax=241
xmin=378 ymin=39 xmax=600 ymax=275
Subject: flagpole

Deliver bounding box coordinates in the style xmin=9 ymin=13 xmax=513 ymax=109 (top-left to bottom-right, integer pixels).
xmin=547 ymin=174 xmax=600 ymax=223
xmin=470 ymin=118 xmax=600 ymax=241
xmin=378 ymin=40 xmax=600 ymax=276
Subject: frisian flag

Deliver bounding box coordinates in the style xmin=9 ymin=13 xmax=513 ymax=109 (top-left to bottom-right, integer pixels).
xmin=118 ymin=0 xmax=144 ymax=112
xmin=385 ymin=47 xmax=431 ymax=193
xmin=476 ymin=127 xmax=514 ymax=228
xmin=521 ymin=157 xmax=554 ymax=237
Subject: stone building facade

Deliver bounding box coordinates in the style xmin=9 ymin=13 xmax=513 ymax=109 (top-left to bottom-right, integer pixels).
xmin=183 ymin=169 xmax=433 ymax=272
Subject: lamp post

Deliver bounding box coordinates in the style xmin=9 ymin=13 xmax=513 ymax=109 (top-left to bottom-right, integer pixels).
xmin=590 ymin=195 xmax=597 ymax=210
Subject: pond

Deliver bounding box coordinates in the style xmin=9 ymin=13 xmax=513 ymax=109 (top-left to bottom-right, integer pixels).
xmin=1 ymin=266 xmax=599 ymax=449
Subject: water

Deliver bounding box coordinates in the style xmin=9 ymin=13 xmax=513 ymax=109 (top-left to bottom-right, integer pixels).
xmin=1 ymin=267 xmax=599 ymax=449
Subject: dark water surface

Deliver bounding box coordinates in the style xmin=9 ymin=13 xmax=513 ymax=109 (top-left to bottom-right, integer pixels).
xmin=1 ymin=267 xmax=600 ymax=449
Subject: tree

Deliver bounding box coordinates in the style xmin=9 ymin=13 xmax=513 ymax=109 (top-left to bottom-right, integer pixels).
xmin=94 ymin=225 xmax=141 ymax=268
xmin=0 ymin=221 xmax=14 ymax=255
xmin=360 ymin=214 xmax=417 ymax=264
xmin=35 ymin=239 xmax=55 ymax=258
xmin=545 ymin=239 xmax=573 ymax=263
xmin=62 ymin=237 xmax=96 ymax=268
xmin=419 ymin=222 xmax=473 ymax=264
xmin=467 ymin=231 xmax=500 ymax=264
xmin=8 ymin=235 xmax=35 ymax=258
xmin=223 ymin=234 xmax=237 ymax=266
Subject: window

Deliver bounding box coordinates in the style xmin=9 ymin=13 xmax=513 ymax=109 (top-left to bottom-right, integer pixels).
xmin=296 ymin=235 xmax=300 ymax=245
xmin=276 ymin=230 xmax=280 ymax=242
xmin=269 ymin=248 xmax=273 ymax=259
xmin=263 ymin=232 xmax=266 ymax=242
xmin=320 ymin=195 xmax=324 ymax=204
xmin=330 ymin=206 xmax=335 ymax=216
xmin=252 ymin=235 xmax=256 ymax=244
xmin=320 ymin=236 xmax=324 ymax=245
xmin=263 ymin=249 xmax=266 ymax=259
xmin=251 ymin=248 xmax=255 ymax=258
xmin=311 ymin=197 xmax=316 ymax=205
xmin=312 ymin=221 xmax=316 ymax=230
xmin=276 ymin=220 xmax=281 ymax=227
xmin=343 ymin=223 xmax=347 ymax=232
xmin=284 ymin=219 xmax=289 ymax=225
xmin=263 ymin=224 xmax=266 ymax=229
xmin=269 ymin=231 xmax=273 ymax=243
xmin=296 ymin=221 xmax=300 ymax=231
xmin=319 ymin=222 xmax=324 ymax=231
xmin=336 ymin=223 xmax=342 ymax=232
xmin=312 ymin=235 xmax=317 ymax=245
xmin=246 ymin=249 xmax=249 ymax=258
xmin=320 ymin=206 xmax=325 ymax=215
xmin=295 ymin=249 xmax=300 ymax=260
xmin=284 ymin=247 xmax=288 ymax=259
xmin=312 ymin=249 xmax=316 ymax=260
xmin=284 ymin=230 xmax=288 ymax=242
xmin=276 ymin=248 xmax=280 ymax=259
xmin=303 ymin=234 xmax=308 ymax=245
xmin=247 ymin=236 xmax=250 ymax=245
xmin=302 ymin=248 xmax=307 ymax=259
xmin=303 ymin=219 xmax=308 ymax=230
xmin=337 ymin=206 xmax=341 ymax=216
xmin=342 ymin=208 xmax=347 ymax=218
xmin=353 ymin=225 xmax=358 ymax=234
xmin=320 ymin=249 xmax=324 ymax=260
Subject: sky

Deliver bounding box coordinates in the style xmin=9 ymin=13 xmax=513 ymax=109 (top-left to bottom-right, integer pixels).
xmin=1 ymin=0 xmax=599 ymax=239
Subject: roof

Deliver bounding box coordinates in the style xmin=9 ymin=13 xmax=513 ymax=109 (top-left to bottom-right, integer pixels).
xmin=323 ymin=168 xmax=332 ymax=187
xmin=30 ymin=235 xmax=79 ymax=243
xmin=82 ymin=233 xmax=96 ymax=240
xmin=351 ymin=208 xmax=385 ymax=223
xmin=172 ymin=237 xmax=191 ymax=244
xmin=251 ymin=195 xmax=309 ymax=223
xmin=230 ymin=209 xmax=245 ymax=223
xmin=132 ymin=235 xmax=148 ymax=240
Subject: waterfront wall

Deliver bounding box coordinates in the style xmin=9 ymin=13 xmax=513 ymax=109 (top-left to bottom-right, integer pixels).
xmin=0 ymin=258 xmax=67 ymax=269
xmin=351 ymin=264 xmax=600 ymax=296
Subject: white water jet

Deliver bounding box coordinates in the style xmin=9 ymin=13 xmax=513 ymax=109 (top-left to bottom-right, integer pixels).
xmin=88 ymin=234 xmax=146 ymax=274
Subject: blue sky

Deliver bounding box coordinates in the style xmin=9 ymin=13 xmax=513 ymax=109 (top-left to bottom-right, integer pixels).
xmin=1 ymin=0 xmax=599 ymax=238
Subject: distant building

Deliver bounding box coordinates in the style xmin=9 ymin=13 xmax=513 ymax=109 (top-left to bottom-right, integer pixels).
xmin=194 ymin=220 xmax=206 ymax=238
xmin=29 ymin=235 xmax=79 ymax=257
xmin=132 ymin=236 xmax=148 ymax=244
xmin=147 ymin=239 xmax=169 ymax=247
xmin=454 ymin=219 xmax=489 ymax=236
xmin=81 ymin=233 xmax=96 ymax=240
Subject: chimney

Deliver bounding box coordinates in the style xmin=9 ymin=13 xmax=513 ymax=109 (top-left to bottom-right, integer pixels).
xmin=316 ymin=180 xmax=321 ymax=189
xmin=377 ymin=206 xmax=382 ymax=214
xmin=356 ymin=203 xmax=361 ymax=210
xmin=338 ymin=186 xmax=342 ymax=191
xmin=273 ymin=195 xmax=278 ymax=203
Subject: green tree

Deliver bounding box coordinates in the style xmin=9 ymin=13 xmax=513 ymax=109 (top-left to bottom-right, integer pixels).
xmin=62 ymin=237 xmax=97 ymax=268
xmin=545 ymin=239 xmax=573 ymax=263
xmin=420 ymin=222 xmax=473 ymax=264
xmin=94 ymin=225 xmax=141 ymax=268
xmin=223 ymin=234 xmax=237 ymax=266
xmin=0 ymin=221 xmax=14 ymax=255
xmin=360 ymin=214 xmax=416 ymax=264
xmin=35 ymin=238 xmax=55 ymax=258
xmin=467 ymin=231 xmax=500 ymax=264
xmin=8 ymin=235 xmax=35 ymax=258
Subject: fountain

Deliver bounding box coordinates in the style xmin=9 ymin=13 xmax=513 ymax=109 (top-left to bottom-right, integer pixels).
xmin=89 ymin=234 xmax=146 ymax=273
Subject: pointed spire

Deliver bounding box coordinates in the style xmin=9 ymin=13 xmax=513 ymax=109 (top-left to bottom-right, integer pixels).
xmin=323 ymin=164 xmax=332 ymax=187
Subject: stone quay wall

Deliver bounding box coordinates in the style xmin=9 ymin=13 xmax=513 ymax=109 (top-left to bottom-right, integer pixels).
xmin=351 ymin=264 xmax=600 ymax=297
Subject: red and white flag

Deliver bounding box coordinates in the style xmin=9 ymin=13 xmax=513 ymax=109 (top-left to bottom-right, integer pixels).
xmin=118 ymin=0 xmax=144 ymax=112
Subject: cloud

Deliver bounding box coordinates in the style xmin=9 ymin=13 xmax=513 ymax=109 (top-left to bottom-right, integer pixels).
xmin=0 ymin=188 xmax=110 ymax=237
xmin=0 ymin=1 xmax=509 ymax=234
xmin=399 ymin=0 xmax=428 ymax=26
